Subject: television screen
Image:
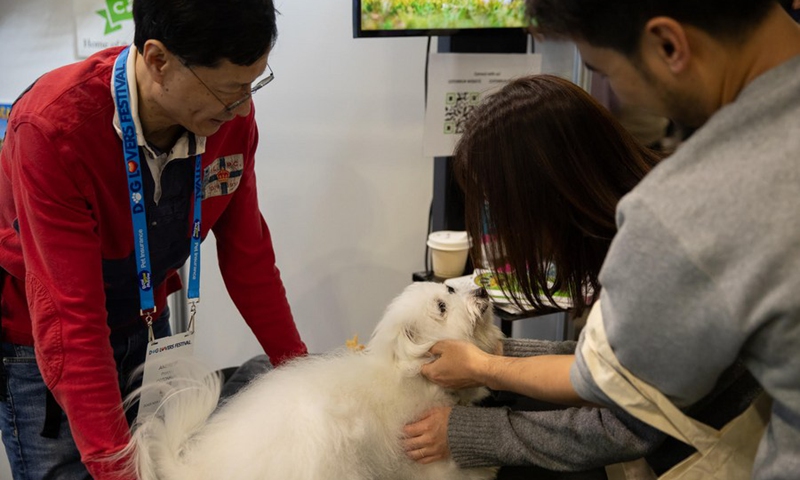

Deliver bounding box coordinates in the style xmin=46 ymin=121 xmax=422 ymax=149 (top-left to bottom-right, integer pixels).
xmin=354 ymin=0 xmax=528 ymax=37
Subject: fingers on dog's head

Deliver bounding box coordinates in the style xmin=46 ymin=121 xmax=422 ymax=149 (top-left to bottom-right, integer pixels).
xmin=428 ymin=341 xmax=446 ymax=356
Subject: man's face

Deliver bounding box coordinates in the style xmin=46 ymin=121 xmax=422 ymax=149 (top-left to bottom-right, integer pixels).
xmin=575 ymin=39 xmax=709 ymax=127
xmin=160 ymin=53 xmax=270 ymax=137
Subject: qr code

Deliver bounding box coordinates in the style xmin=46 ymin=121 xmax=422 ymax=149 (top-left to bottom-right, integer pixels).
xmin=443 ymin=91 xmax=481 ymax=135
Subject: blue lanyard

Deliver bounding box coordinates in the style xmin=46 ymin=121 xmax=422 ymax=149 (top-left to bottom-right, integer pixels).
xmin=113 ymin=46 xmax=202 ymax=326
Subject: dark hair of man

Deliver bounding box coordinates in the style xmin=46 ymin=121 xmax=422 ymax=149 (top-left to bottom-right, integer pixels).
xmin=133 ymin=0 xmax=278 ymax=67
xmin=525 ymin=0 xmax=777 ymax=56
xmin=453 ymin=75 xmax=661 ymax=314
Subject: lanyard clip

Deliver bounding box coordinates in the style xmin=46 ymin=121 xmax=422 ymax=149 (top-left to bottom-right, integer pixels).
xmin=140 ymin=307 xmax=158 ymax=343
xmin=188 ymin=299 xmax=199 ymax=334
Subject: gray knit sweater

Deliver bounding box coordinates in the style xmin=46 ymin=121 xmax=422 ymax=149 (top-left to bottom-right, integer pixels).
xmin=572 ymin=55 xmax=800 ymax=480
xmin=449 ymin=338 xmax=759 ymax=473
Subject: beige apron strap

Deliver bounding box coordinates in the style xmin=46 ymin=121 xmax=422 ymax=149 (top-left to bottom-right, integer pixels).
xmin=660 ymin=393 xmax=771 ymax=480
xmin=581 ymin=300 xmax=771 ymax=480
xmin=580 ymin=300 xmax=720 ymax=452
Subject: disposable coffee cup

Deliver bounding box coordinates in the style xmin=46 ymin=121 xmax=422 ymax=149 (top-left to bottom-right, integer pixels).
xmin=427 ymin=231 xmax=470 ymax=279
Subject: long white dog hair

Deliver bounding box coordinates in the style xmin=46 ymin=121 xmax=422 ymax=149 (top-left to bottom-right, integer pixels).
xmin=120 ymin=282 xmax=502 ymax=480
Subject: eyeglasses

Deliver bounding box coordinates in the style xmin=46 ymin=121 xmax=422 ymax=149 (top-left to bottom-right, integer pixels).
xmin=181 ymin=60 xmax=274 ymax=112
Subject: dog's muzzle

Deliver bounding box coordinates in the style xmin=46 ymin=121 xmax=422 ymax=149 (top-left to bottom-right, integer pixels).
xmin=471 ymin=288 xmax=491 ymax=314
xmin=473 ymin=287 xmax=489 ymax=299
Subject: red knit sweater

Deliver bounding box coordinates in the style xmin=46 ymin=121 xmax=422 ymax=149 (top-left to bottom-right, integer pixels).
xmin=0 ymin=47 xmax=307 ymax=478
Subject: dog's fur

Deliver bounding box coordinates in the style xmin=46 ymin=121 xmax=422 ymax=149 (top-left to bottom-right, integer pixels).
xmin=123 ymin=282 xmax=502 ymax=480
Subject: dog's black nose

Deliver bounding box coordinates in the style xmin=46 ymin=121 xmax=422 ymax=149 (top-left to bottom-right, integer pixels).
xmin=475 ymin=287 xmax=489 ymax=299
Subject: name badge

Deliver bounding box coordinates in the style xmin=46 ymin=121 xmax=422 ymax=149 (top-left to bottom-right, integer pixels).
xmin=138 ymin=330 xmax=196 ymax=418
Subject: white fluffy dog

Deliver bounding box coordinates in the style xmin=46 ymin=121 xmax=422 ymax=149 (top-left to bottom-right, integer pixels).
xmin=123 ymin=282 xmax=502 ymax=480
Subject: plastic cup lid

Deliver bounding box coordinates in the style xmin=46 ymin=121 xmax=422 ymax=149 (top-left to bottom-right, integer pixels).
xmin=427 ymin=231 xmax=469 ymax=251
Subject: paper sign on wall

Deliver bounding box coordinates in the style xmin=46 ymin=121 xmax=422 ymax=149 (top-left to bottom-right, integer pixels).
xmin=423 ymin=53 xmax=542 ymax=158
xmin=74 ymin=0 xmax=134 ymax=58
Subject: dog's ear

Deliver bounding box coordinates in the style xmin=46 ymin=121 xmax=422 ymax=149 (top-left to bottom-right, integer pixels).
xmin=402 ymin=324 xmax=419 ymax=344
xmin=393 ymin=320 xmax=436 ymax=377
xmin=396 ymin=322 xmax=424 ymax=359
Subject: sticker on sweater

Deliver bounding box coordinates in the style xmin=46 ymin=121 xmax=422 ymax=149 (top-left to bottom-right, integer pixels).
xmin=138 ymin=331 xmax=195 ymax=418
xmin=203 ymin=154 xmax=243 ymax=199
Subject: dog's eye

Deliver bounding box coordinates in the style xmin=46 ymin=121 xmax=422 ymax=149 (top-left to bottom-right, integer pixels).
xmin=446 ymin=285 xmax=455 ymax=294
xmin=437 ymin=300 xmax=447 ymax=314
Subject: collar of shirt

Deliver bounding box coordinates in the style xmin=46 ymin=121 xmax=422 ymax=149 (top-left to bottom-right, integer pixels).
xmin=110 ymin=46 xmax=207 ymax=204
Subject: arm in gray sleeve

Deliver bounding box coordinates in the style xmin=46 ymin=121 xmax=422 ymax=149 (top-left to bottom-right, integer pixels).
xmin=501 ymin=338 xmax=577 ymax=357
xmin=447 ymin=338 xmax=662 ymax=470
xmin=448 ymin=404 xmax=665 ymax=470
xmin=572 ymin=196 xmax=737 ymax=408
xmin=448 ymin=360 xmax=761 ymax=471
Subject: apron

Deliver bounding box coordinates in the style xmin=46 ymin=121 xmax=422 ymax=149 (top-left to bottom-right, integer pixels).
xmin=579 ymin=300 xmax=771 ymax=480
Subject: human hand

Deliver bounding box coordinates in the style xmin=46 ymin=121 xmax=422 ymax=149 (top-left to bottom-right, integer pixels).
xmin=420 ymin=340 xmax=491 ymax=390
xmin=402 ymin=406 xmax=452 ymax=464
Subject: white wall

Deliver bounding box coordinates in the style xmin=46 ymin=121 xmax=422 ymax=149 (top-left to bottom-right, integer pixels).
xmin=0 ymin=0 xmax=431 ymax=475
xmin=196 ymin=0 xmax=433 ymax=368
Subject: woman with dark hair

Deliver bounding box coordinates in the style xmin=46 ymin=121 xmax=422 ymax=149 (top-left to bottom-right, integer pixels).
xmin=455 ymin=74 xmax=659 ymax=316
xmin=404 ymin=75 xmax=760 ymax=479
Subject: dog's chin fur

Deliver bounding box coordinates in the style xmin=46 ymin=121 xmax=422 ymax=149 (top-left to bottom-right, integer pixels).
xmin=122 ymin=282 xmax=502 ymax=480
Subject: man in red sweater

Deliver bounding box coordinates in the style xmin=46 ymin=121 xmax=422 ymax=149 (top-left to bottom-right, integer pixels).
xmin=0 ymin=0 xmax=307 ymax=478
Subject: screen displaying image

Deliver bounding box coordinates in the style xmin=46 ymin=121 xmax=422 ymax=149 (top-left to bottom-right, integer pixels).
xmin=359 ymin=0 xmax=528 ymax=33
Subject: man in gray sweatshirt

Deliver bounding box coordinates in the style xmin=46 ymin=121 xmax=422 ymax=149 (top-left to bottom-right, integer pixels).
xmin=408 ymin=2 xmax=800 ymax=479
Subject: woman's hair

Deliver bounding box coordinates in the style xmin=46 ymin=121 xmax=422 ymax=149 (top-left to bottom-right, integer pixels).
xmin=133 ymin=0 xmax=278 ymax=68
xmin=453 ymin=74 xmax=661 ymax=314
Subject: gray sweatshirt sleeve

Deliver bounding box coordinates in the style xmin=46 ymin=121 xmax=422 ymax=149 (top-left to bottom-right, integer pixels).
xmin=448 ymin=404 xmax=665 ymax=470
xmin=447 ymin=338 xmax=664 ymax=470
xmin=572 ymin=196 xmax=737 ymax=408
xmin=501 ymin=338 xmax=577 ymax=357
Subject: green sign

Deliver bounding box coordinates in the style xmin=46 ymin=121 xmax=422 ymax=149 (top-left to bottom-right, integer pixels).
xmin=96 ymin=0 xmax=133 ymax=35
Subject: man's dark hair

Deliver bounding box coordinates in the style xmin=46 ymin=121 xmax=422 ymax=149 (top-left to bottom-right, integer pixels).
xmin=133 ymin=0 xmax=278 ymax=67
xmin=526 ymin=0 xmax=777 ymax=56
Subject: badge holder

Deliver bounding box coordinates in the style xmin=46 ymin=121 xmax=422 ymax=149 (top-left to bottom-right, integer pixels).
xmin=138 ymin=301 xmax=198 ymax=418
